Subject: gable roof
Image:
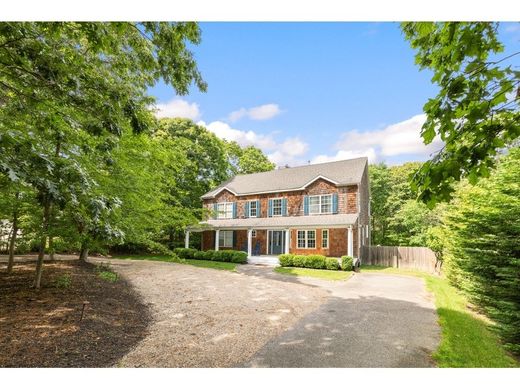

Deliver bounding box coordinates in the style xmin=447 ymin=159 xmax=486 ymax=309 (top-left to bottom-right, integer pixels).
xmin=202 ymin=157 xmax=368 ymax=199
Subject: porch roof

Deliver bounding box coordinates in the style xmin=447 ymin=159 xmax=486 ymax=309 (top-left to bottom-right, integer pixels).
xmin=187 ymin=214 xmax=358 ymax=232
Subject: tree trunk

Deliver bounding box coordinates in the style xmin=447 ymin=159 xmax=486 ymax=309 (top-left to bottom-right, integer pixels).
xmin=79 ymin=242 xmax=89 ymax=262
xmin=7 ymin=208 xmax=18 ymax=273
xmin=34 ymin=198 xmax=51 ymax=289
xmin=48 ymin=235 xmax=55 ymax=261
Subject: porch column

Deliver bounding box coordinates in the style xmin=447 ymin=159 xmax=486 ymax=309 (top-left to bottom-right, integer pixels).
xmin=247 ymin=229 xmax=253 ymax=257
xmin=215 ymin=229 xmax=220 ymax=251
xmin=284 ymin=229 xmax=290 ymax=254
xmin=184 ymin=230 xmax=190 ymax=249
xmin=347 ymin=226 xmax=354 ymax=257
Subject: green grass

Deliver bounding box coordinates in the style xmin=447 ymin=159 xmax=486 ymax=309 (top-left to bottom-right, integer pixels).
xmin=275 ymin=266 xmax=353 ymax=281
xmin=114 ymin=254 xmax=237 ymax=271
xmin=361 ymin=265 xmax=518 ymax=367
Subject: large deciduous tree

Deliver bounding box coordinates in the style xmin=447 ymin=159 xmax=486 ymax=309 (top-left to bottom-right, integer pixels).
xmin=0 ymin=22 xmax=206 ymax=287
xmin=401 ymin=22 xmax=520 ymax=206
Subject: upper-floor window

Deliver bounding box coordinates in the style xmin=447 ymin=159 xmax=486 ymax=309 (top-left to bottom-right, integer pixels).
xmin=217 ymin=202 xmax=234 ymax=219
xmin=249 ymin=201 xmax=258 ymax=217
xmin=309 ymin=194 xmax=332 ymax=214
xmin=272 ymin=198 xmax=283 ymax=216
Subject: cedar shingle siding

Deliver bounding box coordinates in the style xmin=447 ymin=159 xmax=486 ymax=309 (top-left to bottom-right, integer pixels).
xmin=197 ymin=157 xmax=369 ymax=259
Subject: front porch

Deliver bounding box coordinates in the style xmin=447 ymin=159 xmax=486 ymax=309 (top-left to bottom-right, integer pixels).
xmin=185 ymin=214 xmax=359 ymax=261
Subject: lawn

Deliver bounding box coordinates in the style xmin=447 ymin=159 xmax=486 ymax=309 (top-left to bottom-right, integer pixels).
xmin=275 ymin=266 xmax=352 ymax=281
xmin=115 ymin=254 xmax=237 ymax=271
xmin=360 ymin=265 xmax=519 ymax=367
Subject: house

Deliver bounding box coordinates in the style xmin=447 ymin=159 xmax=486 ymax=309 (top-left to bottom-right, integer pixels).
xmin=186 ymin=157 xmax=370 ymax=261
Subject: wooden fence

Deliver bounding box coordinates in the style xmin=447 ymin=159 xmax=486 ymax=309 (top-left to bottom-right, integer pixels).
xmin=360 ymin=245 xmax=441 ymax=274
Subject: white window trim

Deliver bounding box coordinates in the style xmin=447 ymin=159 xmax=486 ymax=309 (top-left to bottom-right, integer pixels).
xmin=308 ymin=193 xmax=333 ymax=215
xmin=252 ymin=229 xmax=257 ymax=238
xmin=297 ymin=229 xmax=317 ymax=249
xmin=217 ymin=202 xmax=234 ymax=219
xmin=270 ymin=197 xmax=284 ymax=217
xmin=322 ymin=229 xmax=329 ymax=249
xmin=219 ymin=230 xmax=233 ymax=247
xmin=248 ymin=199 xmax=259 ymax=218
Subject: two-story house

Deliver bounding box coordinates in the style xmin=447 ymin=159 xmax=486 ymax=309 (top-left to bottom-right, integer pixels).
xmin=185 ymin=157 xmax=370 ymax=261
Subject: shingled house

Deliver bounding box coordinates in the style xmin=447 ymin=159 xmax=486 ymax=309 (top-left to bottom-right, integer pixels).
xmin=186 ymin=157 xmax=370 ymax=262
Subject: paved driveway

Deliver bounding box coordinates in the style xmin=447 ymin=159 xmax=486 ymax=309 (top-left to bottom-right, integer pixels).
xmin=241 ymin=270 xmax=440 ymax=367
xmin=90 ymin=259 xmax=440 ymax=367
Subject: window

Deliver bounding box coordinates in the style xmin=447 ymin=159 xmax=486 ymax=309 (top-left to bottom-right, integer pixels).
xmin=217 ymin=202 xmax=233 ymax=219
xmin=322 ymin=229 xmax=329 ymax=248
xmin=218 ymin=231 xmax=233 ymax=247
xmin=309 ymin=194 xmax=333 ymax=214
xmin=297 ymin=230 xmax=306 ymax=248
xmin=297 ymin=230 xmax=316 ymax=249
xmin=252 ymin=230 xmax=257 ymax=238
xmin=249 ymin=201 xmax=258 ymax=217
xmin=272 ymin=198 xmax=282 ymax=216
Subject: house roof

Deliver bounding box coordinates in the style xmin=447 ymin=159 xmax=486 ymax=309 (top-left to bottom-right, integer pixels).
xmin=202 ymin=157 xmax=368 ymax=199
xmin=188 ymin=214 xmax=358 ymax=231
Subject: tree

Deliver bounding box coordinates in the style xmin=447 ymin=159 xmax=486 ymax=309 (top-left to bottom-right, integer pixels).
xmin=441 ymin=148 xmax=520 ymax=354
xmin=387 ymin=199 xmax=440 ymax=246
xmin=0 ymin=22 xmax=206 ymax=287
xmin=402 ymin=22 xmax=520 ymax=206
xmin=225 ymin=141 xmax=275 ymax=175
xmin=368 ymin=163 xmax=391 ymax=245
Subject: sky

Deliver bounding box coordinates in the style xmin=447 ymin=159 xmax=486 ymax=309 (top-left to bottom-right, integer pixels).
xmin=149 ymin=22 xmax=520 ymax=167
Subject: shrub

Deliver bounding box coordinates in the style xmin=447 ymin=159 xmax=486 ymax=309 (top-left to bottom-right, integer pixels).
xmin=304 ymin=255 xmax=327 ymax=269
xmin=174 ymin=247 xmax=197 ymax=259
xmin=55 ymin=274 xmax=72 ymax=289
xmin=341 ymin=256 xmax=354 ymax=271
xmin=203 ymin=250 xmax=215 ymax=260
xmin=230 ymin=251 xmax=248 ymax=263
xmin=292 ymin=255 xmax=306 ymax=268
xmin=279 ymin=254 xmax=294 ymax=267
xmin=194 ymin=250 xmax=206 ymax=259
xmin=325 ymin=257 xmax=340 ymax=270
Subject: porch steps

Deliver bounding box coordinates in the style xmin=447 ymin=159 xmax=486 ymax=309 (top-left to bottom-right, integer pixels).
xmin=247 ymin=255 xmax=280 ymax=267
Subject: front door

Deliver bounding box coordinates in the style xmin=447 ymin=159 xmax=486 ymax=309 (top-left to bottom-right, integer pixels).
xmin=268 ymin=230 xmax=285 ymax=255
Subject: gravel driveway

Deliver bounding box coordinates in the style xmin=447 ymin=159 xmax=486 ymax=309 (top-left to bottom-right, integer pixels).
xmin=91 ymin=259 xmax=440 ymax=367
xmin=91 ymin=259 xmax=327 ymax=367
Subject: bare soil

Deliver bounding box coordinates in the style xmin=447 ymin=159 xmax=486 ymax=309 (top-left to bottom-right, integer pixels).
xmin=0 ymin=261 xmax=151 ymax=367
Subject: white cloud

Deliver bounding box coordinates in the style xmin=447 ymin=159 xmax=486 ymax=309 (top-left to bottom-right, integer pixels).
xmin=228 ymin=103 xmax=282 ymax=122
xmin=312 ymin=114 xmax=443 ymax=164
xmin=311 ymin=148 xmax=378 ymax=164
xmin=198 ymin=120 xmax=308 ymax=167
xmin=154 ymin=99 xmax=201 ymax=120
xmin=198 ymin=120 xmax=277 ymax=150
xmin=268 ymin=137 xmax=309 ymax=167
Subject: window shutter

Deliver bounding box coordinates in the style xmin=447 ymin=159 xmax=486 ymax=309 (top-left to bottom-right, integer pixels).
xmin=232 ymin=230 xmax=237 ymax=248
xmin=268 ymin=199 xmax=273 ymax=217
xmin=282 ymin=198 xmax=288 ymax=216
xmin=257 ymin=200 xmax=261 ymax=217
xmin=232 ymin=202 xmax=237 ymax=218
xmin=303 ymin=196 xmax=309 ymax=215
xmin=333 ymin=193 xmax=339 ymax=214
xmin=213 ymin=203 xmax=218 ymax=218
xmin=245 ymin=201 xmax=250 ymax=218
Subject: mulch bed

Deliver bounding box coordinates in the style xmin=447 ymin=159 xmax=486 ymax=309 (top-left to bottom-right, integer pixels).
xmin=0 ymin=261 xmax=151 ymax=367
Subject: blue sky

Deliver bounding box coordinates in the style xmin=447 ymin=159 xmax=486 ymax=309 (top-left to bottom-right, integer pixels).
xmin=149 ymin=22 xmax=520 ymax=167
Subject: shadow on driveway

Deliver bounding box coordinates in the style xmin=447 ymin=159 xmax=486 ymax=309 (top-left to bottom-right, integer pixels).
xmin=244 ymin=294 xmax=439 ymax=367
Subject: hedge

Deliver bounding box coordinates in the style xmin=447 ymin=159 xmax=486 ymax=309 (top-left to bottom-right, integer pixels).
xmin=341 ymin=256 xmax=354 ymax=271
xmin=174 ymin=248 xmax=247 ymax=264
xmin=278 ymin=253 xmax=344 ymax=271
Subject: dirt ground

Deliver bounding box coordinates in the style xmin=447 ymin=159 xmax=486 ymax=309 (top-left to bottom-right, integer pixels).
xmin=0 ymin=261 xmax=151 ymax=367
